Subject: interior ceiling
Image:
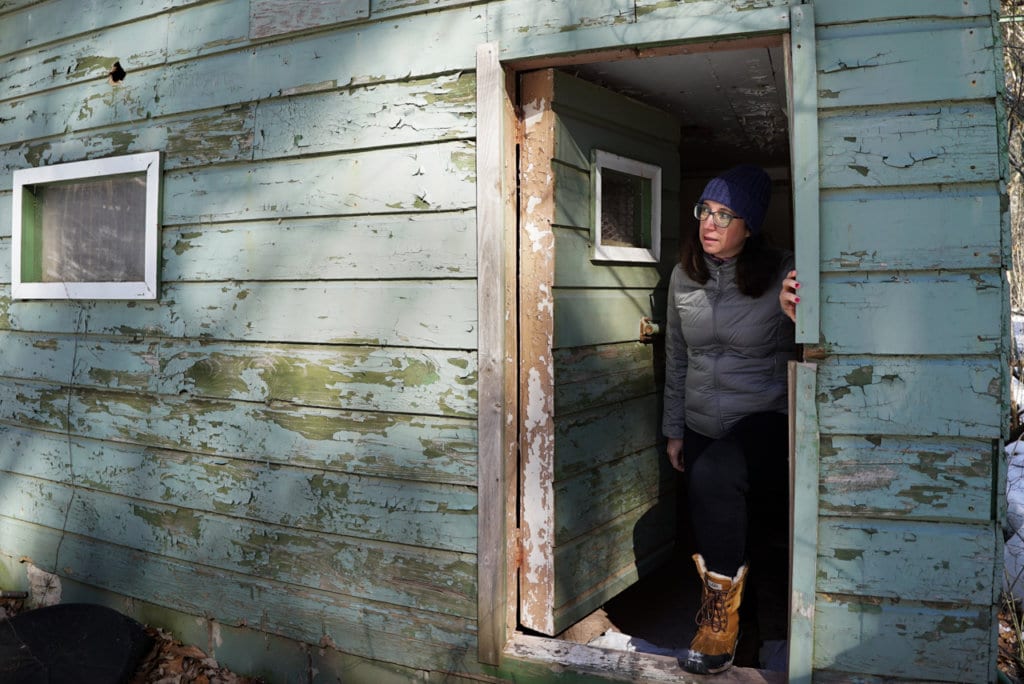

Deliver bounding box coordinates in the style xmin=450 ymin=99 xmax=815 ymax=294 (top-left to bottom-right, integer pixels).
xmin=568 ymin=45 xmax=790 ymax=173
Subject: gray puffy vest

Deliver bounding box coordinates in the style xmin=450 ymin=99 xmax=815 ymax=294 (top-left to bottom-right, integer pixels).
xmin=662 ymin=250 xmax=796 ymax=440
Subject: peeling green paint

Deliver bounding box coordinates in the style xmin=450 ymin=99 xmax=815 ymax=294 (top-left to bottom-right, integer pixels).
xmin=848 ymin=164 xmax=870 ymax=176
xmin=67 ymin=56 xmax=117 ymax=80
xmin=833 ymin=548 xmax=864 ymax=561
xmin=131 ymin=504 xmax=203 ymax=543
xmin=844 ymin=365 xmax=874 ymax=387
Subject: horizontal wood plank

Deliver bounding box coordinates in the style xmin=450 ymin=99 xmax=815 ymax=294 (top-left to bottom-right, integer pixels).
xmin=817 ymin=25 xmax=996 ymax=108
xmin=813 ymin=0 xmax=992 ymax=24
xmin=554 ymin=288 xmax=654 ymax=349
xmin=3 ymin=280 xmax=477 ymax=348
xmin=821 ymin=271 xmax=1002 ymax=355
xmin=250 ymin=0 xmax=369 ymax=39
xmin=816 ymin=357 xmax=1002 ymax=438
xmin=820 ymin=187 xmax=1002 ymax=272
xmin=552 ymin=495 xmax=674 ymax=624
xmin=813 ymin=596 xmax=992 ymax=680
xmin=555 ymin=445 xmax=666 ymax=544
xmin=0 ymin=381 xmax=477 ymax=486
xmin=554 ymin=342 xmax=657 ymax=415
xmin=0 ymin=516 xmax=480 ymax=673
xmin=0 ymin=0 xmax=207 ymax=58
xmin=253 ymin=72 xmax=475 ymax=159
xmin=816 ymin=517 xmax=996 ymax=603
xmin=0 ymin=331 xmax=476 ymax=417
xmin=0 ymin=9 xmax=483 ymax=144
xmin=164 ymin=213 xmax=476 ymax=282
xmin=554 ymin=394 xmax=659 ymax=480
xmin=819 ymin=435 xmax=993 ymax=522
xmin=163 ymin=141 xmax=475 ymax=225
xmin=0 ymin=467 xmax=476 ymax=611
xmin=819 ymin=104 xmax=999 ymax=189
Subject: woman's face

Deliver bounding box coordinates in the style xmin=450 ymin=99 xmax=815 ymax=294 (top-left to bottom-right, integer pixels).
xmin=699 ymin=199 xmax=750 ymax=259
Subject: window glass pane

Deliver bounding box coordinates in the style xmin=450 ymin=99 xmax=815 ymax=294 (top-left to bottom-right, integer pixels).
xmin=33 ymin=174 xmax=147 ymax=283
xmin=600 ymin=168 xmax=649 ymax=248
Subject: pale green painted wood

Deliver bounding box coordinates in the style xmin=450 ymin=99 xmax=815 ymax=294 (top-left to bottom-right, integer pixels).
xmin=813 ymin=0 xmax=992 ymax=25
xmin=250 ymin=0 xmax=369 ymax=39
xmin=819 ymin=104 xmax=999 ymax=189
xmin=164 ymin=213 xmax=476 ymax=282
xmin=817 ymin=25 xmax=996 ymax=108
xmin=0 ymin=331 xmax=476 ymax=418
xmin=817 ymin=357 xmax=1001 ymax=438
xmin=0 ymin=517 xmax=480 ymax=674
xmin=820 ymin=187 xmax=1002 ymax=272
xmin=554 ymin=444 xmax=664 ymax=544
xmin=820 ymin=272 xmax=1002 ymax=355
xmin=0 ymin=0 xmax=206 ymax=58
xmin=552 ymin=490 xmax=674 ymax=620
xmin=4 ymin=281 xmax=477 ymax=348
xmin=498 ymin=4 xmax=790 ymax=62
xmin=789 ymin=361 xmax=819 ymax=684
xmin=819 ymin=435 xmax=992 ymax=522
xmin=817 ymin=518 xmax=995 ymax=603
xmin=0 ymin=468 xmax=476 ymax=614
xmin=553 ymin=394 xmax=658 ymax=482
xmin=0 ymin=10 xmax=484 ymax=145
xmin=553 ymin=288 xmax=653 ymax=349
xmin=790 ymin=3 xmax=820 ymax=345
xmin=812 ymin=597 xmax=992 ymax=681
xmin=0 ymin=381 xmax=476 ymax=486
xmin=0 ymin=72 xmax=475 ymax=189
xmin=554 ymin=342 xmax=657 ymax=415
xmin=253 ymin=72 xmax=476 ymax=158
xmin=554 ymin=226 xmax=675 ymax=289
xmin=633 ymin=0 xmax=789 ymax=16
xmin=163 ymin=141 xmax=475 ymax=225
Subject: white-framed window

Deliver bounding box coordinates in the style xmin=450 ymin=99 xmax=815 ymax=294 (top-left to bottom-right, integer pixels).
xmin=590 ymin=149 xmax=661 ymax=263
xmin=12 ymin=151 xmax=161 ymax=300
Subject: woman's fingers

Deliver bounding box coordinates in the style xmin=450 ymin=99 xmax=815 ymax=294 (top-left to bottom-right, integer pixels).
xmin=779 ymin=269 xmax=800 ymax=323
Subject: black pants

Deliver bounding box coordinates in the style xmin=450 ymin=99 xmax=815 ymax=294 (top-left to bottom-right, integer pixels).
xmin=683 ymin=412 xmax=789 ymax=577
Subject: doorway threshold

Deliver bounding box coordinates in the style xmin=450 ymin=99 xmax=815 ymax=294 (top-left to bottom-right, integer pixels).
xmin=506 ymin=633 xmax=786 ymax=683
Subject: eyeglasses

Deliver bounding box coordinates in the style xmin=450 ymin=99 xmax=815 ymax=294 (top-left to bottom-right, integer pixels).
xmin=694 ymin=203 xmax=741 ymax=230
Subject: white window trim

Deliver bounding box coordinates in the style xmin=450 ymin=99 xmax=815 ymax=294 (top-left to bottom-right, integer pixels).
xmin=591 ymin=149 xmax=661 ymax=264
xmin=12 ymin=151 xmax=162 ymax=300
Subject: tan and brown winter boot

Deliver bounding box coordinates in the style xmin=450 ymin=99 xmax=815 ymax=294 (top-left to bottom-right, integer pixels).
xmin=679 ymin=553 xmax=748 ymax=675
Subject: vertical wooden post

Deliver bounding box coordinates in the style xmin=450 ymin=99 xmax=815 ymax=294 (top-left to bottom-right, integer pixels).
xmin=476 ymin=41 xmax=513 ymax=666
xmin=787 ymin=3 xmax=820 ymax=344
xmin=788 ymin=360 xmax=819 ymax=683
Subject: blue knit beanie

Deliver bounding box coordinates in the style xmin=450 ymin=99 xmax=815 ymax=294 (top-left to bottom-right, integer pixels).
xmin=699 ymin=165 xmax=772 ymax=235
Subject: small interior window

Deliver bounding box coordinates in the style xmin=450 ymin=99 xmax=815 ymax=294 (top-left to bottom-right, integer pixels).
xmin=591 ymin=149 xmax=661 ymax=263
xmin=12 ymin=151 xmax=161 ymax=300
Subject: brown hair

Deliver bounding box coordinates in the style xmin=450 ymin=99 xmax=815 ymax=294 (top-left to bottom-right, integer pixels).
xmin=680 ymin=226 xmax=780 ymax=298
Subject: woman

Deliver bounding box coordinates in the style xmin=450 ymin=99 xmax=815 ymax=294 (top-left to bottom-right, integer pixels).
xmin=663 ymin=164 xmax=796 ymax=674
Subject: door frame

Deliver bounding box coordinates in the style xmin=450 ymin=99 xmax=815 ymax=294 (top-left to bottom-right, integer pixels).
xmin=475 ymin=4 xmax=820 ymax=679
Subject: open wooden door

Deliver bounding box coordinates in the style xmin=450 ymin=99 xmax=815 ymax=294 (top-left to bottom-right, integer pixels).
xmin=517 ymin=68 xmax=681 ymax=636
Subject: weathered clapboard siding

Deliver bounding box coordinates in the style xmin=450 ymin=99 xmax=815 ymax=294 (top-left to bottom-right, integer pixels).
xmin=816 ymin=518 xmax=996 ymax=603
xmin=818 ymin=435 xmax=993 ymax=522
xmin=0 ymin=71 xmax=476 ymax=185
xmin=0 ymin=380 xmax=476 ymax=483
xmin=813 ymin=598 xmax=993 ymax=681
xmin=820 ymin=271 xmax=1002 ymax=355
xmin=553 ymin=343 xmax=658 ymax=415
xmin=0 ymin=281 xmax=476 ymax=346
xmin=0 ymin=516 xmax=480 ymax=674
xmin=0 ymin=468 xmax=476 ymax=615
xmin=820 ymin=187 xmax=1002 ymax=272
xmin=0 ymin=331 xmax=476 ymax=417
xmin=808 ymin=1 xmax=1004 ymax=680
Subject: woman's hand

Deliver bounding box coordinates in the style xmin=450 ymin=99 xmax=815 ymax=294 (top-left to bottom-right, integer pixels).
xmin=780 ymin=269 xmax=800 ymax=323
xmin=667 ymin=437 xmax=685 ymax=472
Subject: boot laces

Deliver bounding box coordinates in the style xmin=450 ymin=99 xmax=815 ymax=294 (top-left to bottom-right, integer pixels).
xmin=695 ymin=581 xmax=729 ymax=633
